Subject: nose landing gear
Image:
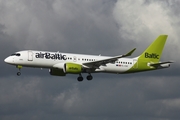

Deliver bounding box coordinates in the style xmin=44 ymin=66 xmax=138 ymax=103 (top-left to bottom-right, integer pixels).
xmin=17 ymin=72 xmax=21 ymax=76
xmin=16 ymin=65 xmax=22 ymax=76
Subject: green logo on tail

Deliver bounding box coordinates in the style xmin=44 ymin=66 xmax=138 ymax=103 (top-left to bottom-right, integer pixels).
xmin=145 ymin=52 xmax=159 ymax=59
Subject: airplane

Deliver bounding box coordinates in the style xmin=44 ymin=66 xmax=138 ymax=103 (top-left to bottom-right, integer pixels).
xmin=4 ymin=35 xmax=173 ymax=81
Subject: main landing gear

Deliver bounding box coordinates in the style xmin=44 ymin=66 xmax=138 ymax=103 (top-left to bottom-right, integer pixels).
xmin=16 ymin=65 xmax=22 ymax=76
xmin=86 ymin=74 xmax=93 ymax=80
xmin=77 ymin=74 xmax=83 ymax=82
xmin=77 ymin=74 xmax=93 ymax=82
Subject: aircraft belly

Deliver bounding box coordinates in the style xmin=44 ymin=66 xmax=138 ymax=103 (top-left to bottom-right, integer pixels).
xmin=100 ymin=64 xmax=132 ymax=73
xmin=19 ymin=59 xmax=60 ymax=68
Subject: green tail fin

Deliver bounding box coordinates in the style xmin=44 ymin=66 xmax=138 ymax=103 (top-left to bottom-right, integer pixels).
xmin=138 ymin=35 xmax=168 ymax=62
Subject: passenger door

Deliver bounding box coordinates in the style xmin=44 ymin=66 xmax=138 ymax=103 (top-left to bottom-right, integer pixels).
xmin=28 ymin=51 xmax=33 ymax=61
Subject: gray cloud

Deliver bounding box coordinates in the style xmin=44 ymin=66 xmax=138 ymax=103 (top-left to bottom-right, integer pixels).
xmin=1 ymin=0 xmax=180 ymax=120
xmin=113 ymin=0 xmax=180 ymax=61
xmin=1 ymin=76 xmax=180 ymax=120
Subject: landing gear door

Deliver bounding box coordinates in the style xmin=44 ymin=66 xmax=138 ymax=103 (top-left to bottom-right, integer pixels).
xmin=133 ymin=59 xmax=138 ymax=69
xmin=28 ymin=51 xmax=33 ymax=61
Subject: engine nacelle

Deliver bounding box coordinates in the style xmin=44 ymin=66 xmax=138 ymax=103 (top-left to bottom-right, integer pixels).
xmin=157 ymin=63 xmax=170 ymax=69
xmin=52 ymin=63 xmax=82 ymax=74
xmin=65 ymin=63 xmax=82 ymax=74
xmin=49 ymin=68 xmax=66 ymax=76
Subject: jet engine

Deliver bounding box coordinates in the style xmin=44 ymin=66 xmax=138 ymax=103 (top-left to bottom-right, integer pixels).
xmin=50 ymin=63 xmax=82 ymax=76
xmin=64 ymin=63 xmax=82 ymax=74
xmin=49 ymin=68 xmax=66 ymax=76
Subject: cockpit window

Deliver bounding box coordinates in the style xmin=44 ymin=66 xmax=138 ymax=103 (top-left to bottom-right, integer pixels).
xmin=16 ymin=53 xmax=21 ymax=56
xmin=11 ymin=53 xmax=21 ymax=56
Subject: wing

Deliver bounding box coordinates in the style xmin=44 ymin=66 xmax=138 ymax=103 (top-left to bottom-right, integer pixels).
xmin=83 ymin=48 xmax=136 ymax=68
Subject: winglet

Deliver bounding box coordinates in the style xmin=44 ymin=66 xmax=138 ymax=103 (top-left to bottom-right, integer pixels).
xmin=123 ymin=48 xmax=136 ymax=57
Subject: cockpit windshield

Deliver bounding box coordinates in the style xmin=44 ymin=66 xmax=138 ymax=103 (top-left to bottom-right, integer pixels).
xmin=11 ymin=53 xmax=21 ymax=56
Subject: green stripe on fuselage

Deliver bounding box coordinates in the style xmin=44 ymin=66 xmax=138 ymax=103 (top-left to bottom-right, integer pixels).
xmin=124 ymin=58 xmax=155 ymax=73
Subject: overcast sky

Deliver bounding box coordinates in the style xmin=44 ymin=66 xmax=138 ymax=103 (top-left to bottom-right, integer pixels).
xmin=1 ymin=0 xmax=180 ymax=120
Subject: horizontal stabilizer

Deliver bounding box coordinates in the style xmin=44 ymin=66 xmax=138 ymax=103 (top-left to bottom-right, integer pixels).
xmin=150 ymin=61 xmax=174 ymax=67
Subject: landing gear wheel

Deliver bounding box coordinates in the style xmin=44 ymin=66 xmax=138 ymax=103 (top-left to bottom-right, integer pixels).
xmin=86 ymin=75 xmax=93 ymax=80
xmin=17 ymin=72 xmax=21 ymax=76
xmin=77 ymin=76 xmax=83 ymax=82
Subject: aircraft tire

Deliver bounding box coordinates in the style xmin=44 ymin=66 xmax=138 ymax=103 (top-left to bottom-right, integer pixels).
xmin=77 ymin=77 xmax=83 ymax=82
xmin=86 ymin=75 xmax=93 ymax=80
xmin=17 ymin=72 xmax=21 ymax=76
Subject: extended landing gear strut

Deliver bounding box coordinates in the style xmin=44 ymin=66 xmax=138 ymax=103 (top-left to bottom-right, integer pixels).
xmin=16 ymin=65 xmax=22 ymax=76
xmin=77 ymin=74 xmax=93 ymax=82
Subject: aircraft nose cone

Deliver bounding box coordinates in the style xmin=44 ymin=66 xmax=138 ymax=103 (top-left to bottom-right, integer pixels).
xmin=4 ymin=58 xmax=8 ymax=63
xmin=4 ymin=57 xmax=12 ymax=64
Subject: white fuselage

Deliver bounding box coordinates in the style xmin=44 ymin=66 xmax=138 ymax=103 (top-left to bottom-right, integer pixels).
xmin=4 ymin=50 xmax=136 ymax=74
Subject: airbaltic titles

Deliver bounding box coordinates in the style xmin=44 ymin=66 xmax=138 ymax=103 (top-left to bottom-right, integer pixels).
xmin=35 ymin=52 xmax=67 ymax=60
